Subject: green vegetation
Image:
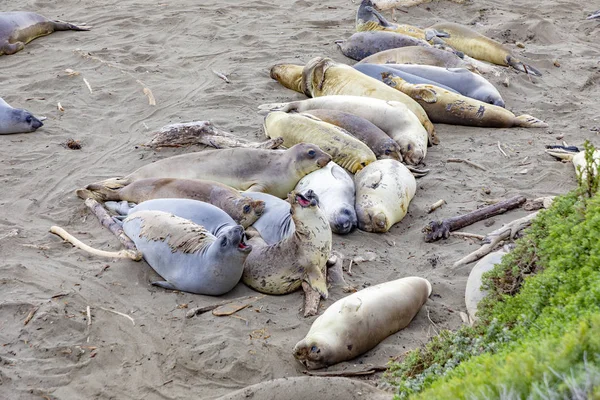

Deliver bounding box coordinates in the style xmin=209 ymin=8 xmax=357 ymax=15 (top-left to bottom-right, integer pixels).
xmin=384 ymin=142 xmax=600 ymax=399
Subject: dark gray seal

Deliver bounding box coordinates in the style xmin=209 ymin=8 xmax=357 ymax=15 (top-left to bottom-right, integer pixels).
xmin=336 ymin=31 xmax=430 ymax=61
xmin=0 ymin=97 xmax=43 ymax=134
xmin=241 ymin=192 xmax=295 ymax=245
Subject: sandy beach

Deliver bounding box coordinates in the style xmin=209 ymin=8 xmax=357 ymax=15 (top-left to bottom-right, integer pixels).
xmin=1 ymin=0 xmax=599 ymax=398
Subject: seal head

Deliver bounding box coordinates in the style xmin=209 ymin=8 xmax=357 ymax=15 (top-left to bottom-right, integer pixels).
xmin=0 ymin=102 xmax=43 ymax=134
xmin=291 ymin=143 xmax=332 ymax=174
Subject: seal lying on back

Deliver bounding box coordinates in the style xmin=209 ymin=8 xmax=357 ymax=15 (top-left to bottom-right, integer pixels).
xmin=357 ymin=46 xmax=470 ymax=69
xmin=263 ymin=111 xmax=376 ymax=173
xmin=241 ymin=192 xmax=295 ymax=245
xmin=382 ymin=74 xmax=547 ymax=128
xmin=293 ymin=276 xmax=431 ymax=369
xmin=0 ymin=12 xmax=88 ymax=56
xmin=259 ymin=95 xmax=428 ymax=165
xmin=295 ymin=162 xmax=357 ymax=235
xmin=270 ymin=57 xmax=437 ymax=146
xmin=427 ymin=22 xmax=542 ymax=76
xmin=77 ymin=178 xmax=265 ymax=228
xmin=123 ymin=210 xmax=251 ymax=295
xmin=242 ymin=190 xmax=331 ymax=299
xmin=0 ymin=98 xmax=43 ymax=134
xmin=300 ymin=109 xmax=402 ymax=161
xmin=337 ymin=31 xmax=430 ymax=61
xmin=93 ymin=143 xmax=331 ymax=199
xmin=354 ymin=159 xmax=416 ymax=233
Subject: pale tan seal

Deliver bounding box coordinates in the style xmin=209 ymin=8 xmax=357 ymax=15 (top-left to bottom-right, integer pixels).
xmin=242 ymin=190 xmax=332 ymax=299
xmin=293 ymin=276 xmax=431 ymax=369
xmin=465 ymin=250 xmax=506 ymax=325
xmin=76 ymin=178 xmax=266 ymax=228
xmin=92 ymin=143 xmax=331 ymax=200
xmin=0 ymin=12 xmax=88 ymax=56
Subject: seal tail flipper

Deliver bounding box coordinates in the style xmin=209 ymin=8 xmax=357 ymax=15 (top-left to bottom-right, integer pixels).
xmin=406 ymin=165 xmax=430 ymax=178
xmin=50 ymin=226 xmax=141 ymax=260
xmin=587 ymin=10 xmax=600 ymax=19
xmin=514 ymin=114 xmax=548 ymax=128
xmin=52 ymin=21 xmax=91 ymax=31
xmin=258 ymin=102 xmax=292 ymax=115
xmin=544 ymin=145 xmax=579 ymax=162
xmin=506 ymin=56 xmax=542 ymax=77
xmin=306 ymin=269 xmax=328 ymax=300
xmin=104 ymin=201 xmax=136 ymax=215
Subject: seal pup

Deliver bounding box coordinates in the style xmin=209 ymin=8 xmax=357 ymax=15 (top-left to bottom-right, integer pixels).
xmin=123 ymin=210 xmax=251 ymax=295
xmin=76 ymin=178 xmax=265 ymax=228
xmin=382 ymin=74 xmax=548 ymax=128
xmin=259 ymin=95 xmax=428 ymax=166
xmin=0 ymin=12 xmax=88 ymax=56
xmin=427 ymin=22 xmax=542 ymax=76
xmin=465 ymin=250 xmax=506 ymax=325
xmin=93 ymin=143 xmax=331 ymax=199
xmin=263 ymin=111 xmax=376 ymax=173
xmin=354 ymin=63 xmax=459 ymax=93
xmin=336 ymin=31 xmax=430 ymax=61
xmin=242 ymin=190 xmax=332 ymax=299
xmin=299 ymin=109 xmax=402 ymax=161
xmin=381 ymin=64 xmax=505 ymax=107
xmin=295 ymin=162 xmax=357 ymax=235
xmin=293 ymin=276 xmax=431 ymax=369
xmin=241 ymin=192 xmax=295 ymax=245
xmin=0 ymin=98 xmax=43 ymax=134
xmin=354 ymin=159 xmax=416 ymax=233
xmin=357 ymin=46 xmax=471 ymax=70
xmin=270 ymin=57 xmax=436 ymax=144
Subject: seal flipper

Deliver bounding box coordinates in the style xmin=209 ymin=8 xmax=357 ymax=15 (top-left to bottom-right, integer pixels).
xmin=545 ymin=145 xmax=579 ymax=162
xmin=105 ymin=201 xmax=136 ymax=215
xmin=513 ymin=114 xmax=548 ymax=128
xmin=424 ymin=28 xmax=451 ymax=41
xmin=1 ymin=41 xmax=25 ymax=55
xmin=152 ymin=281 xmax=178 ymax=291
xmin=51 ymin=21 xmax=90 ymax=32
xmin=588 ymin=10 xmax=600 ymax=19
xmin=506 ymin=55 xmax=542 ymax=77
xmin=258 ymin=102 xmax=293 ymax=115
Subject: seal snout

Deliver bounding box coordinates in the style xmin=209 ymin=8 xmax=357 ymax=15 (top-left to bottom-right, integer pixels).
xmin=332 ymin=207 xmax=357 ymax=234
xmin=295 ymin=190 xmax=319 ymax=208
xmin=230 ymin=225 xmax=252 ymax=253
xmin=29 ymin=115 xmax=43 ymax=130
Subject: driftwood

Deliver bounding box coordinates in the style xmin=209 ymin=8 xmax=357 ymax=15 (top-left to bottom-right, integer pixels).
xmin=212 ymin=295 xmax=265 ymax=316
xmin=523 ymin=196 xmax=555 ymax=211
xmin=50 ymin=226 xmax=142 ymax=260
xmin=447 ymin=158 xmax=487 ymax=171
xmin=428 ymin=199 xmax=445 ymax=213
xmin=302 ymin=281 xmax=321 ymax=318
xmin=146 ymin=120 xmax=284 ymax=149
xmin=423 ymin=196 xmax=526 ymax=242
xmin=185 ymin=295 xmax=264 ymax=318
xmin=326 ymin=251 xmax=349 ymax=288
xmin=302 ymin=366 xmax=387 ymax=377
xmin=84 ymin=198 xmax=139 ymax=253
xmin=453 ymin=211 xmax=539 ymax=267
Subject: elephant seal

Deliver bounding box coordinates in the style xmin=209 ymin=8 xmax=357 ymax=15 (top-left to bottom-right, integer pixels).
xmin=300 ymin=108 xmax=402 ymax=161
xmin=382 ymin=74 xmax=548 ymax=128
xmin=354 ymin=159 xmax=416 ymax=233
xmin=270 ymin=57 xmax=437 ymax=145
xmin=259 ymin=95 xmax=428 ymax=166
xmin=589 ymin=10 xmax=600 ymax=19
xmin=465 ymin=251 xmax=506 ymax=324
xmin=0 ymin=98 xmax=43 ymax=134
xmin=427 ymin=22 xmax=542 ymax=76
xmin=93 ymin=143 xmax=331 ymax=199
xmin=242 ymin=190 xmax=332 ymax=299
xmin=545 ymin=145 xmax=600 ymax=180
xmin=0 ymin=12 xmax=88 ymax=56
xmin=293 ymin=276 xmax=431 ymax=369
xmin=354 ymin=63 xmax=459 ymax=93
xmin=382 ymin=64 xmax=505 ymax=107
xmin=122 ymin=210 xmax=251 ymax=295
xmin=295 ymin=162 xmax=357 ymax=235
xmin=337 ymin=31 xmax=430 ymax=61
xmin=357 ymin=46 xmax=471 ymax=69
xmin=77 ymin=178 xmax=265 ymax=228
xmin=264 ymin=111 xmax=376 ymax=173
xmin=241 ymin=192 xmax=295 ymax=245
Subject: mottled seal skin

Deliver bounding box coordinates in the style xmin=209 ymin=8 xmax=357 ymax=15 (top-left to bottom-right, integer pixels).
xmin=382 ymin=74 xmax=547 ymax=128
xmin=0 ymin=98 xmax=43 ymax=134
xmin=295 ymin=162 xmax=357 ymax=235
xmin=0 ymin=12 xmax=88 ymax=56
xmin=123 ymin=210 xmax=251 ymax=295
xmin=383 ymin=64 xmax=505 ymax=107
xmin=242 ymin=190 xmax=332 ymax=299
xmin=293 ymin=276 xmax=431 ymax=369
xmin=427 ymin=22 xmax=542 ymax=76
xmin=259 ymin=96 xmax=428 ymax=166
xmin=354 ymin=159 xmax=416 ymax=233
xmin=337 ymin=31 xmax=430 ymax=61
xmin=263 ymin=111 xmax=376 ymax=174
xmin=301 ymin=109 xmax=402 ymax=161
xmin=241 ymin=192 xmax=295 ymax=245
xmin=354 ymin=63 xmax=459 ymax=93
xmin=93 ymin=143 xmax=332 ymax=200
xmin=76 ymin=178 xmax=264 ymax=228
xmin=357 ymin=46 xmax=470 ymax=69
xmin=465 ymin=251 xmax=506 ymax=324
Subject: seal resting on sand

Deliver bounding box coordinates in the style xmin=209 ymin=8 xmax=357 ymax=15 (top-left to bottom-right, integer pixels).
xmin=465 ymin=250 xmax=506 ymax=324
xmin=92 ymin=143 xmax=331 ymax=199
xmin=337 ymin=31 xmax=430 ymax=61
xmin=122 ymin=210 xmax=251 ymax=295
xmin=77 ymin=178 xmax=265 ymax=228
xmin=242 ymin=190 xmax=332 ymax=299
xmin=293 ymin=276 xmax=431 ymax=369
xmin=0 ymin=12 xmax=88 ymax=56
xmin=0 ymin=97 xmax=43 ymax=134
xmin=354 ymin=159 xmax=416 ymax=233
xmin=295 ymin=162 xmax=357 ymax=235
xmin=357 ymin=46 xmax=471 ymax=69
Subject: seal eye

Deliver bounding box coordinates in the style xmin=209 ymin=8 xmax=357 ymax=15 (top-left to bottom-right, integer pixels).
xmin=310 ymin=345 xmax=318 ymax=353
xmin=25 ymin=116 xmax=32 ymax=124
xmin=384 ymin=149 xmax=391 ymax=155
xmin=243 ymin=204 xmax=251 ymax=214
xmin=407 ymin=144 xmax=412 ymax=151
xmin=220 ymin=237 xmax=228 ymax=247
xmin=307 ymin=149 xmax=316 ymax=158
